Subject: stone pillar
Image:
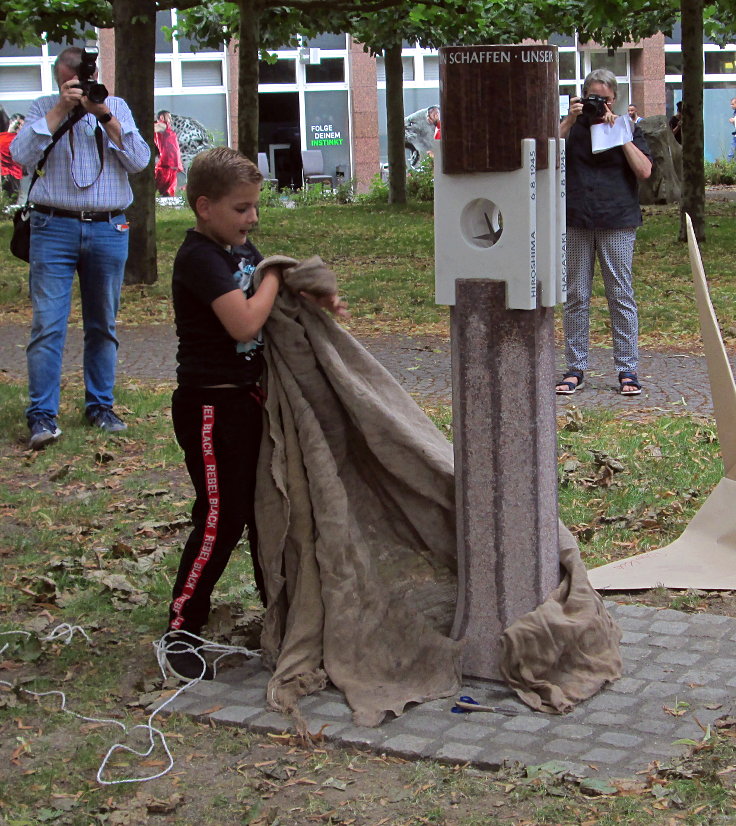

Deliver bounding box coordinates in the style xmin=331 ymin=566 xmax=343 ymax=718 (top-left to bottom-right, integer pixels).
xmin=436 ymin=45 xmax=562 ymax=679
xmin=629 ymin=33 xmax=666 ymax=118
xmin=450 ymin=282 xmax=559 ymax=679
xmin=348 ymin=39 xmax=380 ymax=194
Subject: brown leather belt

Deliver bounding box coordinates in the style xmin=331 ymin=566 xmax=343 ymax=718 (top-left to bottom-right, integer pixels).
xmin=33 ymin=204 xmax=124 ymax=222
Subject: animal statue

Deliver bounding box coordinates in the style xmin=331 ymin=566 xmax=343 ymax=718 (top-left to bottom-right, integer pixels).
xmin=168 ymin=113 xmax=214 ymax=170
xmin=404 ymin=107 xmax=437 ymax=168
xmin=637 ymin=114 xmax=682 ymax=205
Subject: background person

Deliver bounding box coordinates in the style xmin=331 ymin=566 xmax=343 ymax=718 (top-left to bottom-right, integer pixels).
xmin=627 ymin=104 xmax=643 ymax=123
xmin=427 ymin=105 xmax=441 ymax=139
xmin=670 ymin=100 xmax=683 ymax=145
xmin=0 ymin=113 xmax=24 ymax=198
xmin=556 ymin=68 xmax=652 ymax=397
xmin=153 ymin=109 xmax=183 ymax=196
xmin=11 ymin=46 xmax=150 ymax=449
xmin=728 ymin=97 xmax=736 ymax=160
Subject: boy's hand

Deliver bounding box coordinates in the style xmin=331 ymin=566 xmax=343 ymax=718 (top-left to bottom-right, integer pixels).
xmin=300 ymin=291 xmax=350 ymax=319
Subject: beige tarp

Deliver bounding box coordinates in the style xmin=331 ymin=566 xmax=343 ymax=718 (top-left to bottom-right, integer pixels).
xmin=254 ymin=257 xmax=621 ymax=725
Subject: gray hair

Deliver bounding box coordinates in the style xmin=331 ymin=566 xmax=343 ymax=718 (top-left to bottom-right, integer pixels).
xmin=583 ymin=68 xmax=617 ymax=100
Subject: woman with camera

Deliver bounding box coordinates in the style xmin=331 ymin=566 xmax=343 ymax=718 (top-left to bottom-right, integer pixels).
xmin=556 ymin=68 xmax=652 ymax=397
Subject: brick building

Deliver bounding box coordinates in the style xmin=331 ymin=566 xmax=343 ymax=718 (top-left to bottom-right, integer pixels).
xmin=2 ymin=14 xmax=736 ymax=192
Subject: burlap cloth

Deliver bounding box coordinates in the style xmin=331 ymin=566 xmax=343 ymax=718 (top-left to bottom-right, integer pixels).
xmin=252 ymin=256 xmax=621 ymax=727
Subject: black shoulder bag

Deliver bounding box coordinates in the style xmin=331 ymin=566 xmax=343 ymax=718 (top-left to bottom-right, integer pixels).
xmin=10 ymin=108 xmax=88 ymax=262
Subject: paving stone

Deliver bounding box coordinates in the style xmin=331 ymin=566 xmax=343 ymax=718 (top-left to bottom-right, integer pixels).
xmin=580 ymin=746 xmax=629 ymax=764
xmin=616 ymin=617 xmax=650 ymax=631
xmin=490 ymin=731 xmax=538 ymax=747
xmin=650 ymin=620 xmax=690 ymax=635
xmin=621 ymin=631 xmax=649 ymax=644
xmin=246 ymin=711 xmax=294 ymax=733
xmin=655 ymin=650 xmax=703 ymax=666
xmin=597 ymin=731 xmax=644 ymax=748
xmin=185 ymin=680 xmax=236 ymax=699
xmin=641 ymin=681 xmax=687 ymax=699
xmin=435 ymin=743 xmax=486 ymax=763
xmin=611 ymin=604 xmax=657 ymax=619
xmin=707 ymin=658 xmax=736 ymax=672
xmin=631 ymin=718 xmax=678 ymax=735
xmin=307 ymin=701 xmax=352 ymax=719
xmin=546 ymin=723 xmax=594 ymax=739
xmin=382 ymin=734 xmax=436 ymax=758
xmin=443 ymin=722 xmax=497 ymax=742
xmin=648 ymin=635 xmax=686 ymax=650
xmin=585 ymin=693 xmax=639 ymax=711
xmin=609 ymin=677 xmax=646 ymax=694
xmin=621 ymin=645 xmax=653 ymax=662
xmin=210 ymin=705 xmax=263 ymax=725
xmin=585 ymin=712 xmax=633 ymax=726
xmin=654 ymin=609 xmax=690 ymax=622
xmin=544 ymin=738 xmax=589 ymax=757
xmin=500 ymin=716 xmax=552 ymax=733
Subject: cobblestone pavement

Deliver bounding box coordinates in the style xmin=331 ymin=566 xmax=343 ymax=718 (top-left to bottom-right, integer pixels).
xmin=3 ymin=320 xmax=735 ymax=779
xmin=167 ymin=602 xmax=736 ymax=780
xmin=0 ymin=322 xmax=731 ymax=418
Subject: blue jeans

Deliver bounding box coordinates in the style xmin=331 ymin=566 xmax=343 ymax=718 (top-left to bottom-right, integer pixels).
xmin=26 ymin=210 xmax=129 ymax=421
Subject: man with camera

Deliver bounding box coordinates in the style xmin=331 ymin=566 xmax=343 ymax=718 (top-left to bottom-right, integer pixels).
xmin=555 ymin=68 xmax=652 ymax=399
xmin=11 ymin=46 xmax=150 ymax=449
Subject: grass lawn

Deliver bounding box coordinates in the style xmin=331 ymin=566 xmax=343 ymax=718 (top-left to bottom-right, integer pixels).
xmin=1 ymin=199 xmax=736 ymax=823
xmin=1 ymin=199 xmax=735 ymax=346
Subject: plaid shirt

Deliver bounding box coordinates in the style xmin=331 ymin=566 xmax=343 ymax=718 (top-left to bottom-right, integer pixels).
xmin=11 ymin=94 xmax=150 ymax=211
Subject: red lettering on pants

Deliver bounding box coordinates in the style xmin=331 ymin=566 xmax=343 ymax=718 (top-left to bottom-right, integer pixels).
xmin=170 ymin=405 xmax=219 ymax=631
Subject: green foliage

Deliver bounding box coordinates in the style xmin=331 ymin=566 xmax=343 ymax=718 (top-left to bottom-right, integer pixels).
xmin=0 ymin=0 xmax=108 ymax=48
xmin=704 ymin=158 xmax=736 ymax=185
xmin=406 ymin=155 xmax=435 ymax=202
xmin=356 ymin=174 xmax=390 ymax=205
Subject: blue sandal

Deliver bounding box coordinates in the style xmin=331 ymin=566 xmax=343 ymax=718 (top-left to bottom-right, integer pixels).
xmin=556 ymin=370 xmax=584 ymax=395
xmin=618 ymin=371 xmax=642 ymax=395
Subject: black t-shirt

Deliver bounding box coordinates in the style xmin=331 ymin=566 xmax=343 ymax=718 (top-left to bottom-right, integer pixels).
xmin=566 ymin=119 xmax=653 ymax=229
xmin=172 ymin=229 xmax=264 ymax=387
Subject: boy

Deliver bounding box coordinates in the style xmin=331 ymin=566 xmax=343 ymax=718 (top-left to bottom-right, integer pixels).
xmin=165 ymin=146 xmax=345 ymax=680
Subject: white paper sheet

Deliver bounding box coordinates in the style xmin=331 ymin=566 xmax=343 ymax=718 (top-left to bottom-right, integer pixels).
xmin=590 ymin=116 xmax=633 ymax=153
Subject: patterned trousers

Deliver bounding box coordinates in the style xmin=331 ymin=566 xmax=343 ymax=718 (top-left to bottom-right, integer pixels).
xmin=563 ymin=226 xmax=639 ymax=373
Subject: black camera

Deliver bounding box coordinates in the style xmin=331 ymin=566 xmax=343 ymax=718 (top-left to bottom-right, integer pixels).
xmin=74 ymin=49 xmax=108 ymax=104
xmin=580 ymin=94 xmax=608 ymax=118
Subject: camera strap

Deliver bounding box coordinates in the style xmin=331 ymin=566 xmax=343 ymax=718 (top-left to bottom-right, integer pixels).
xmin=68 ymin=107 xmax=105 ymax=189
xmin=26 ymin=106 xmax=87 ymax=202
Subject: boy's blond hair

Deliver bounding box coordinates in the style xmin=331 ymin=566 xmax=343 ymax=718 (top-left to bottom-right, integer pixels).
xmin=187 ymin=147 xmax=263 ymax=214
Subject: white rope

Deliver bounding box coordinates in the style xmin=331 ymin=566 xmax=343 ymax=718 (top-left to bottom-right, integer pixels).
xmin=96 ymin=631 xmax=257 ymax=785
xmin=0 ymin=626 xmax=256 ymax=785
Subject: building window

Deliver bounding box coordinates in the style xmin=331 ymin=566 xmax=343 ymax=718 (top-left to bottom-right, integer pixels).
xmin=375 ymin=56 xmax=415 ymax=82
xmin=306 ymin=58 xmax=344 ymax=84
xmin=155 ymin=62 xmax=173 ymax=88
xmin=665 ymin=51 xmax=683 ymax=75
xmin=559 ymin=52 xmax=576 ymax=80
xmin=181 ymin=61 xmax=223 ymax=87
xmin=705 ymin=51 xmax=736 ymax=74
xmin=0 ymin=65 xmax=42 ymax=93
xmin=259 ymin=59 xmax=296 ymax=84
xmin=423 ymin=56 xmax=439 ymax=81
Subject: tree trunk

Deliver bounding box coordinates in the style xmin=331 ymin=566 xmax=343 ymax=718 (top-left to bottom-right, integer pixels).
xmin=238 ymin=0 xmax=261 ymax=162
xmin=384 ymin=43 xmax=406 ymax=205
xmin=113 ymin=0 xmax=157 ymax=284
xmin=679 ymin=0 xmax=705 ymax=242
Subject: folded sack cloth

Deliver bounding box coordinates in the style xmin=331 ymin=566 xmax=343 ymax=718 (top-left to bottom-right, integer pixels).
xmin=255 ymin=254 xmax=338 ymax=297
xmin=499 ymin=523 xmax=623 ymax=714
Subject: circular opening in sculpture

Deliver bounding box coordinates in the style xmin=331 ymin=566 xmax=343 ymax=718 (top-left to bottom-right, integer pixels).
xmin=460 ymin=198 xmax=503 ymax=248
